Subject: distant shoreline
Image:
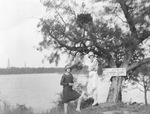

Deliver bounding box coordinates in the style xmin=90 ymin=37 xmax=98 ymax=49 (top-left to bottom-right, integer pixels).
xmin=0 ymin=67 xmax=63 ymax=75
xmin=0 ymin=67 xmax=88 ymax=75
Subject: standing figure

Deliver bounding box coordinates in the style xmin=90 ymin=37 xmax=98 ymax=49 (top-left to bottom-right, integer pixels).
xmin=87 ymin=51 xmax=99 ymax=106
xmin=60 ymin=65 xmax=83 ymax=114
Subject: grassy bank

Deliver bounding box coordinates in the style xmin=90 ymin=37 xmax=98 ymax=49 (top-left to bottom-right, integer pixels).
xmin=0 ymin=101 xmax=150 ymax=114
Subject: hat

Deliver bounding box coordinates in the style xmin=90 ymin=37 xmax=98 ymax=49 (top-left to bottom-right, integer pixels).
xmin=64 ymin=65 xmax=72 ymax=70
xmin=88 ymin=51 xmax=94 ymax=58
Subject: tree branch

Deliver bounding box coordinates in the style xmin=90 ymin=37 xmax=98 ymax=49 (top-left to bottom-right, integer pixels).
xmin=146 ymin=78 xmax=150 ymax=83
xmin=117 ymin=0 xmax=138 ymax=39
xmin=137 ymin=87 xmax=144 ymax=92
xmin=140 ymin=30 xmax=150 ymax=43
xmin=115 ymin=13 xmax=127 ymax=23
xmin=127 ymin=58 xmax=150 ymax=72
xmin=53 ymin=5 xmax=67 ymax=25
xmin=127 ymin=0 xmax=134 ymax=6
xmin=130 ymin=84 xmax=144 ymax=92
xmin=113 ymin=8 xmax=127 ymax=23
xmin=48 ymin=30 xmax=92 ymax=54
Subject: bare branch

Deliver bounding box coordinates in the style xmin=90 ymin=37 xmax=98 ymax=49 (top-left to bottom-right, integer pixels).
xmin=52 ymin=4 xmax=67 ymax=25
xmin=138 ymin=87 xmax=144 ymax=92
xmin=129 ymin=84 xmax=144 ymax=92
xmin=137 ymin=81 xmax=144 ymax=87
xmin=134 ymin=82 xmax=144 ymax=92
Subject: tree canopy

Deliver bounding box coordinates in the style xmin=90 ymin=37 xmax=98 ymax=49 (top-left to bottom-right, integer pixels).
xmin=38 ymin=0 xmax=150 ymax=103
xmin=38 ymin=0 xmax=150 ymax=72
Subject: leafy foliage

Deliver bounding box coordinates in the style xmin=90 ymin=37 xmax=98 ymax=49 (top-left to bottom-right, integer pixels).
xmin=76 ymin=13 xmax=93 ymax=28
xmin=38 ymin=0 xmax=150 ymax=102
xmin=38 ymin=0 xmax=150 ymax=71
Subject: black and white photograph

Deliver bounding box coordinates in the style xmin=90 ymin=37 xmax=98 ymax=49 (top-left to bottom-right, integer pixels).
xmin=0 ymin=0 xmax=150 ymax=114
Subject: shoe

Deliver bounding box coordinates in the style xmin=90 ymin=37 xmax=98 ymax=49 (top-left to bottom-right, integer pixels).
xmin=76 ymin=108 xmax=81 ymax=112
xmin=64 ymin=112 xmax=67 ymax=114
xmin=92 ymin=102 xmax=98 ymax=106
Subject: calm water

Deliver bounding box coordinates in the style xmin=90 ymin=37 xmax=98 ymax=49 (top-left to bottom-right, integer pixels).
xmin=0 ymin=73 xmax=149 ymax=112
xmin=0 ymin=73 xmax=63 ymax=111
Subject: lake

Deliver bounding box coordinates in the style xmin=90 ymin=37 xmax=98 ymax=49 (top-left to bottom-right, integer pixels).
xmin=0 ymin=73 xmax=149 ymax=112
xmin=0 ymin=73 xmax=63 ymax=112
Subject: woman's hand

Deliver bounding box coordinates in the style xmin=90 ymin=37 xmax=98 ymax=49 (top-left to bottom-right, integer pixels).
xmin=68 ymin=83 xmax=74 ymax=86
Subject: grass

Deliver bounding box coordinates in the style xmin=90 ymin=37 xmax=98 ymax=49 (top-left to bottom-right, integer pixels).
xmin=0 ymin=101 xmax=150 ymax=114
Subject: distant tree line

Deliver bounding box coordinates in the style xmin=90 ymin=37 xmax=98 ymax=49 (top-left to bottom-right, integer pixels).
xmin=0 ymin=67 xmax=88 ymax=75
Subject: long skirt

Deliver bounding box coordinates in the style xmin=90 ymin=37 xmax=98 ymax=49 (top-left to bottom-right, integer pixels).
xmin=87 ymin=71 xmax=98 ymax=96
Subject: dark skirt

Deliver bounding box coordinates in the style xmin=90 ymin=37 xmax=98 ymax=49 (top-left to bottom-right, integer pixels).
xmin=62 ymin=86 xmax=80 ymax=103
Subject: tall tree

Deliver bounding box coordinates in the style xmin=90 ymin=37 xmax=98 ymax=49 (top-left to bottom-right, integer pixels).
xmin=131 ymin=64 xmax=150 ymax=105
xmin=37 ymin=0 xmax=150 ymax=103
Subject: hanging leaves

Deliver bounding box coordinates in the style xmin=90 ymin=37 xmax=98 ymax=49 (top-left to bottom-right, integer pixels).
xmin=76 ymin=13 xmax=93 ymax=28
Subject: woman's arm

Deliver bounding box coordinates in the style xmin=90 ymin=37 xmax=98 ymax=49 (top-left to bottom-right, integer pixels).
xmin=60 ymin=75 xmax=68 ymax=86
xmin=68 ymin=74 xmax=74 ymax=86
xmin=89 ymin=59 xmax=98 ymax=71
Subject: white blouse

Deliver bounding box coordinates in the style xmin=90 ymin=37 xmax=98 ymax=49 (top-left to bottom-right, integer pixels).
xmin=88 ymin=58 xmax=98 ymax=72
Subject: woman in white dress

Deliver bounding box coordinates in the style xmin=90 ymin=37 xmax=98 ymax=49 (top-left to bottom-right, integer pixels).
xmin=87 ymin=51 xmax=99 ymax=106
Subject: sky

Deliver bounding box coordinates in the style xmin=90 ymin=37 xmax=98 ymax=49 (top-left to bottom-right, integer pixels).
xmin=0 ymin=0 xmax=149 ymax=68
xmin=0 ymin=0 xmax=68 ymax=68
xmin=0 ymin=0 xmax=96 ymax=68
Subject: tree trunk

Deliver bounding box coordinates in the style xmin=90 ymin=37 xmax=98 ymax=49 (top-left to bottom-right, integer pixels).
xmin=106 ymin=76 xmax=124 ymax=103
xmin=144 ymin=86 xmax=148 ymax=105
xmin=106 ymin=54 xmax=129 ymax=103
